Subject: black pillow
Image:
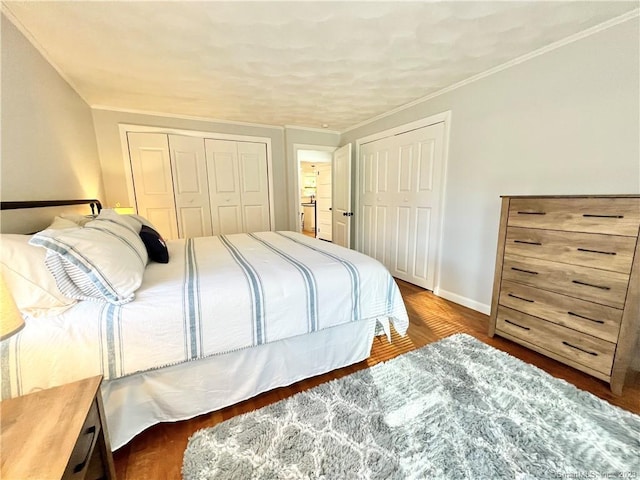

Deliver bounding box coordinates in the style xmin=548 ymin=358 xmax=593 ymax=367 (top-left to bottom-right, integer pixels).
xmin=139 ymin=225 xmax=169 ymax=264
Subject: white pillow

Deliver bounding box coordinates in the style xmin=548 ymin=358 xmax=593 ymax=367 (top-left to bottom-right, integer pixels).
xmin=129 ymin=214 xmax=158 ymax=231
xmin=0 ymin=234 xmax=77 ymax=317
xmin=47 ymin=216 xmax=80 ymax=230
xmin=97 ymin=209 xmax=143 ymax=234
xmin=59 ymin=213 xmax=94 ymax=226
xmin=29 ymin=218 xmax=148 ymax=305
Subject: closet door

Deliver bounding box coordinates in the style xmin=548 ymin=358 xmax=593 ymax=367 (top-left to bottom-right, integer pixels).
xmin=205 ymin=139 xmax=243 ymax=235
xmin=168 ymin=135 xmax=213 ymax=238
xmin=127 ymin=132 xmax=178 ymax=240
xmin=205 ymin=139 xmax=271 ymax=235
xmin=359 ymin=123 xmax=445 ymax=290
xmin=237 ymin=142 xmax=271 ymax=232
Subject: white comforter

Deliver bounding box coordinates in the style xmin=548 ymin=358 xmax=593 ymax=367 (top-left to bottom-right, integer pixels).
xmin=1 ymin=232 xmax=408 ymax=399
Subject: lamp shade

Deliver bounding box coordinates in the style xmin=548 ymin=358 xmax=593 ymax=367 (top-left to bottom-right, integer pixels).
xmin=0 ymin=274 xmax=25 ymax=341
xmin=113 ymin=207 xmax=135 ymax=215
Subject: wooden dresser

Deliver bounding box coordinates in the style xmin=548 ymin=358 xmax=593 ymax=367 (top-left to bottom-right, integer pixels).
xmin=488 ymin=195 xmax=640 ymax=395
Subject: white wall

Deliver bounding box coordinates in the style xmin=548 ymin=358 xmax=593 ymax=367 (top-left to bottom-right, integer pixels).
xmin=341 ymin=18 xmax=640 ymax=312
xmin=91 ymin=109 xmax=289 ymax=230
xmin=1 ymin=14 xmax=103 ymax=208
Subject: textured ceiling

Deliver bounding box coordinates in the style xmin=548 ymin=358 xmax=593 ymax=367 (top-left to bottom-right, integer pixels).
xmin=3 ymin=1 xmax=637 ymax=131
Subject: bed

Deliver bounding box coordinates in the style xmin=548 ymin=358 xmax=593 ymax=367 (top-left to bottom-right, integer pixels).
xmin=0 ymin=200 xmax=409 ymax=450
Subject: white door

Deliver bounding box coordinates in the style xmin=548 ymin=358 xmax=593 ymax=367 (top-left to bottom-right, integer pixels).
xmin=127 ymin=132 xmax=178 ymax=240
xmin=332 ymin=144 xmax=352 ymax=248
xmin=237 ymin=141 xmax=271 ymax=232
xmin=205 ymin=139 xmax=243 ymax=235
xmin=168 ymin=135 xmax=213 ymax=238
xmin=205 ymin=139 xmax=271 ymax=235
xmin=359 ymin=123 xmax=445 ymax=290
xmin=316 ymin=163 xmax=332 ymax=241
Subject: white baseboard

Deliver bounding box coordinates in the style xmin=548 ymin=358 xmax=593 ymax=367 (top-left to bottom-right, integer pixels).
xmin=433 ymin=288 xmax=491 ymax=315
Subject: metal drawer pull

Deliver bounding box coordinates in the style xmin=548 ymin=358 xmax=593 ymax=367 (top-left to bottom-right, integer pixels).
xmin=511 ymin=267 xmax=538 ymax=275
xmin=73 ymin=425 xmax=96 ymax=473
xmin=572 ymin=280 xmax=610 ymax=290
xmin=517 ymin=211 xmax=546 ymax=215
xmin=582 ymin=214 xmax=623 ymax=218
xmin=504 ymin=319 xmax=530 ymax=330
xmin=508 ymin=293 xmax=534 ymax=303
xmin=568 ymin=311 xmax=605 ymax=324
xmin=514 ymin=240 xmax=542 ymax=246
xmin=577 ymin=247 xmax=616 ymax=256
xmin=562 ymin=341 xmax=598 ymax=356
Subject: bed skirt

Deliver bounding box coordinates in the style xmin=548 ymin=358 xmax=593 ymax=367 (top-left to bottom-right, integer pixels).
xmin=102 ymin=317 xmax=379 ymax=449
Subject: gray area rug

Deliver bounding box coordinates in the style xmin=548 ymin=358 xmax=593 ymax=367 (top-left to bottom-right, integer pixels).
xmin=182 ymin=334 xmax=640 ymax=479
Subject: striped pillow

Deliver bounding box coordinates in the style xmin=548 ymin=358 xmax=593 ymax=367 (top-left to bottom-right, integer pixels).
xmin=29 ymin=219 xmax=148 ymax=305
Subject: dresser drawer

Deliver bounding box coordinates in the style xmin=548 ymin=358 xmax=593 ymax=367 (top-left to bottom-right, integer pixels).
xmin=496 ymin=306 xmax=615 ymax=375
xmin=63 ymin=400 xmax=101 ymax=480
xmin=504 ymin=227 xmax=636 ymax=274
xmin=503 ymin=254 xmax=630 ymax=309
xmin=508 ymin=197 xmax=640 ymax=236
xmin=499 ymin=280 xmax=623 ymax=343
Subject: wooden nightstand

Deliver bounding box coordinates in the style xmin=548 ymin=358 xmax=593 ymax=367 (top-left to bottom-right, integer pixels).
xmin=0 ymin=376 xmax=116 ymax=479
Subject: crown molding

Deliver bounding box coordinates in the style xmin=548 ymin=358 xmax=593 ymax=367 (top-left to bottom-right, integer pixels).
xmin=284 ymin=125 xmax=342 ymax=135
xmin=91 ymin=105 xmax=285 ymax=131
xmin=343 ymin=8 xmax=640 ymax=134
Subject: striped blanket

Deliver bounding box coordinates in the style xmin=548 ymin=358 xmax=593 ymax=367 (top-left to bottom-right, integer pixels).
xmin=1 ymin=232 xmax=408 ymax=400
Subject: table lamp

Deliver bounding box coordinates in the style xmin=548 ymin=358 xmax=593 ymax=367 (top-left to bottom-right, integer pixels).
xmin=0 ymin=274 xmax=25 ymax=341
xmin=113 ymin=203 xmax=135 ymax=215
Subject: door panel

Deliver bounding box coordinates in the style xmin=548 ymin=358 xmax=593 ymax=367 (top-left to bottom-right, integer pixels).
xmin=213 ymin=154 xmax=237 ymax=192
xmin=244 ymin=205 xmax=268 ymax=233
xmin=316 ymin=163 xmax=332 ymax=241
xmin=217 ymin=205 xmax=242 ymax=235
xmin=418 ymin=139 xmax=435 ymax=191
xmin=333 ymin=144 xmax=352 ymax=248
xmin=179 ymin=207 xmax=210 ymax=238
xmin=361 ymin=204 xmax=373 ymax=256
xmin=127 ymin=132 xmax=178 ymax=240
xmin=414 ymin=207 xmax=431 ymax=280
xmin=139 ymin=150 xmax=170 ymax=193
xmin=205 ymin=139 xmax=242 ymax=235
xmin=169 ymin=135 xmax=212 ymax=238
xmin=375 ymin=205 xmax=389 ymax=265
xmin=395 ymin=205 xmax=411 ymax=274
xmin=237 ymin=142 xmax=271 ymax=232
xmin=359 ymin=123 xmax=445 ymax=289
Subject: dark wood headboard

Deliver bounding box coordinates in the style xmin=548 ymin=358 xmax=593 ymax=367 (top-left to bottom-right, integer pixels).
xmin=0 ymin=199 xmax=102 ymax=214
xmin=0 ymin=199 xmax=102 ymax=234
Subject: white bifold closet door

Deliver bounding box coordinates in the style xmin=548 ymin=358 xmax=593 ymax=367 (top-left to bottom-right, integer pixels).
xmin=127 ymin=132 xmax=180 ymax=240
xmin=128 ymin=132 xmax=271 ymax=239
xmin=359 ymin=123 xmax=445 ymax=290
xmin=169 ymin=135 xmax=213 ymax=239
xmin=205 ymin=139 xmax=271 ymax=235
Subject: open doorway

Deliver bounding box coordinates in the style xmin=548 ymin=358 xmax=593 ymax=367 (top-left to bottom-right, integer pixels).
xmin=295 ymin=148 xmax=333 ymax=240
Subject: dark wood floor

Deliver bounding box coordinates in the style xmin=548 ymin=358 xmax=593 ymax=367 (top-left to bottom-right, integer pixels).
xmin=113 ymin=280 xmax=640 ymax=479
